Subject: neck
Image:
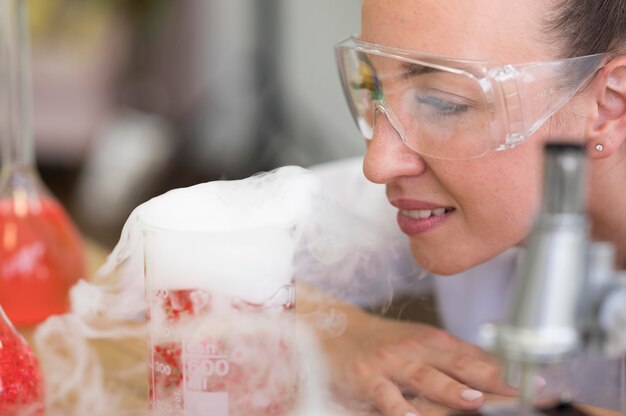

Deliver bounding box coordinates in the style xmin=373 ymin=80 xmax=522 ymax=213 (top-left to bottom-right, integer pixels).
xmin=0 ymin=0 xmax=34 ymax=171
xmin=588 ymin=149 xmax=626 ymax=270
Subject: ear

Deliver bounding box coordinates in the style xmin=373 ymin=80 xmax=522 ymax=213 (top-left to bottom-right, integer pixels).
xmin=586 ymin=55 xmax=626 ymax=158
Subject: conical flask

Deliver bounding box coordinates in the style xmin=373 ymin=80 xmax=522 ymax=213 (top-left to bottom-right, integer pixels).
xmin=0 ymin=0 xmax=86 ymax=326
xmin=0 ymin=304 xmax=44 ymax=415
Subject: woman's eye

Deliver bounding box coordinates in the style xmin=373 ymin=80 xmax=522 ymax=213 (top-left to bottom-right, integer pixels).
xmin=415 ymin=95 xmax=469 ymax=115
xmin=351 ymin=58 xmax=383 ymax=100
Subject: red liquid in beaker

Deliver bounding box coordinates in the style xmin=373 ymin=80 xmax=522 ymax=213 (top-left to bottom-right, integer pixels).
xmin=148 ymin=288 xmax=297 ymax=416
xmin=0 ymin=196 xmax=85 ymax=327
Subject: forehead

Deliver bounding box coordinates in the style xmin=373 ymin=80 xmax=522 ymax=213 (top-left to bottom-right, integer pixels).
xmin=361 ymin=0 xmax=555 ymax=65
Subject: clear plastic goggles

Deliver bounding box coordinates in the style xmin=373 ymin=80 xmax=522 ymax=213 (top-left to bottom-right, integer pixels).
xmin=335 ymin=36 xmax=608 ymax=160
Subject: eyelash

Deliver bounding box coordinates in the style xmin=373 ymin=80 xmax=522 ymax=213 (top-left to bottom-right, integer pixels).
xmin=415 ymin=95 xmax=469 ymax=116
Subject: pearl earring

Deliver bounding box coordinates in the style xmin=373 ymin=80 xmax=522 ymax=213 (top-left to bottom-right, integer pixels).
xmin=595 ymin=143 xmax=604 ymax=152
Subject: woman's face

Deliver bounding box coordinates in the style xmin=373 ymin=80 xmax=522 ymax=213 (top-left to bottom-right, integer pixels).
xmin=361 ymin=0 xmax=589 ymax=274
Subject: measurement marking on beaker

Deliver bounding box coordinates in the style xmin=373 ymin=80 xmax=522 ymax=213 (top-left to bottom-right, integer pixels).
xmin=185 ymin=354 xmax=227 ymax=359
xmin=186 ymin=357 xmax=230 ymax=377
xmin=186 ymin=376 xmax=230 ymax=392
xmin=154 ymin=362 xmax=172 ymax=376
xmin=183 ymin=341 xmax=224 ymax=356
xmin=155 ymin=289 xmax=169 ymax=298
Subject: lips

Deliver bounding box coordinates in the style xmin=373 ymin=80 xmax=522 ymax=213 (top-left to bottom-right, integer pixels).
xmin=391 ymin=199 xmax=455 ymax=235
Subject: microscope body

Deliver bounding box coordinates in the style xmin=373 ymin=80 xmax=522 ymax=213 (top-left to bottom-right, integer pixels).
xmin=480 ymin=142 xmax=626 ymax=414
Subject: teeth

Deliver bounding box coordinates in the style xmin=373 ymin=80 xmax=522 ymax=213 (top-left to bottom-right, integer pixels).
xmin=402 ymin=208 xmax=449 ymax=219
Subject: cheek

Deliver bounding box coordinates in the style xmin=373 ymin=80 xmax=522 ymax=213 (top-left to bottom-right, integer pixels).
xmin=463 ymin=173 xmax=538 ymax=241
xmin=406 ymin=158 xmax=544 ymax=275
xmin=446 ymin=147 xmax=544 ymax=246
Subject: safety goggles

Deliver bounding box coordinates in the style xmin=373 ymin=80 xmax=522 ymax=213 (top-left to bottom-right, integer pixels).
xmin=335 ymin=36 xmax=608 ymax=160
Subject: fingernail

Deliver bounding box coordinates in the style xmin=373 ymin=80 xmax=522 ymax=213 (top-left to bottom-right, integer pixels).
xmin=461 ymin=389 xmax=483 ymax=401
xmin=404 ymin=413 xmax=418 ymax=416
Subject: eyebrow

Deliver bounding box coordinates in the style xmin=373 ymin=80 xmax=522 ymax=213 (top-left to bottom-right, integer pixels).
xmin=401 ymin=62 xmax=444 ymax=78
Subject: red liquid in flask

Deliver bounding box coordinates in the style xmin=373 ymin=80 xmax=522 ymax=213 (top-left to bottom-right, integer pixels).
xmin=0 ymin=0 xmax=86 ymax=327
xmin=0 ymin=306 xmax=44 ymax=415
xmin=0 ymin=196 xmax=85 ymax=327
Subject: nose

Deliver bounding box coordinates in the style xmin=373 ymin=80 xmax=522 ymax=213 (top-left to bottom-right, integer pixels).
xmin=363 ymin=106 xmax=427 ymax=184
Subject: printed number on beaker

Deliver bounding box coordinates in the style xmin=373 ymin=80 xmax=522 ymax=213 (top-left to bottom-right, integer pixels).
xmin=154 ymin=362 xmax=172 ymax=376
xmin=186 ymin=358 xmax=229 ymax=377
xmin=155 ymin=290 xmax=169 ymax=298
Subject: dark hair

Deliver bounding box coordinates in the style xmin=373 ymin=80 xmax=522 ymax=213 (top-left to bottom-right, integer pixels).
xmin=549 ymin=0 xmax=626 ymax=57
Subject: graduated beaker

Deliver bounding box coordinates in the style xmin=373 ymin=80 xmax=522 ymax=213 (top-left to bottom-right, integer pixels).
xmin=144 ymin=223 xmax=299 ymax=416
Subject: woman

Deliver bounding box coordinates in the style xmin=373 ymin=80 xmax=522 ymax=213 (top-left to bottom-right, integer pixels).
xmin=308 ymin=0 xmax=626 ymax=415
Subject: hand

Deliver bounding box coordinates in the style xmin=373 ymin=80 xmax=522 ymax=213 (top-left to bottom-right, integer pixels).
xmin=316 ymin=310 xmax=518 ymax=416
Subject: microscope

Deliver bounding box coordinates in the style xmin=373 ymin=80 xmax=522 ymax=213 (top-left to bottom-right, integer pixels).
xmin=473 ymin=142 xmax=626 ymax=415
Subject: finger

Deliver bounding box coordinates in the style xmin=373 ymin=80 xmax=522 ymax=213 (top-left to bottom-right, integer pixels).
xmin=396 ymin=361 xmax=485 ymax=411
xmin=415 ymin=328 xmax=496 ymax=363
xmin=425 ymin=349 xmax=518 ymax=396
xmin=409 ymin=396 xmax=456 ymax=416
xmin=366 ymin=376 xmax=423 ymax=416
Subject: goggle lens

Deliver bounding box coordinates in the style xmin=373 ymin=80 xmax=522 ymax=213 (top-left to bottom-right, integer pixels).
xmin=338 ymin=48 xmax=493 ymax=159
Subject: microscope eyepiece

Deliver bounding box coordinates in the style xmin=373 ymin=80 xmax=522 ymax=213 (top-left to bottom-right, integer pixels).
xmin=542 ymin=142 xmax=586 ymax=215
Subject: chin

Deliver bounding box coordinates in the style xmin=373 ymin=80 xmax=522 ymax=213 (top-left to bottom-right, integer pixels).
xmin=409 ymin=243 xmax=507 ymax=276
xmin=417 ymin=257 xmax=474 ymax=276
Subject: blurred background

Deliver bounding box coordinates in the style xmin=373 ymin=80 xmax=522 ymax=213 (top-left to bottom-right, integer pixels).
xmin=26 ymin=0 xmax=363 ymax=248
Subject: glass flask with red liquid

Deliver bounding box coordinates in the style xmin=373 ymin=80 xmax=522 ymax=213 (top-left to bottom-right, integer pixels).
xmin=0 ymin=0 xmax=86 ymax=326
xmin=0 ymin=305 xmax=44 ymax=415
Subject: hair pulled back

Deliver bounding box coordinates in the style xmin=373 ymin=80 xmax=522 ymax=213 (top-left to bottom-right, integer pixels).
xmin=549 ymin=0 xmax=626 ymax=57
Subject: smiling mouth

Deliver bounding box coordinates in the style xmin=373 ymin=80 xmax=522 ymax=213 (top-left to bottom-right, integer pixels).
xmin=400 ymin=207 xmax=455 ymax=219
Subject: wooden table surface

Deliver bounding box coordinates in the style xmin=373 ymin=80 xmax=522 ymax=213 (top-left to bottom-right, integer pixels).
xmin=17 ymin=240 xmax=625 ymax=416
